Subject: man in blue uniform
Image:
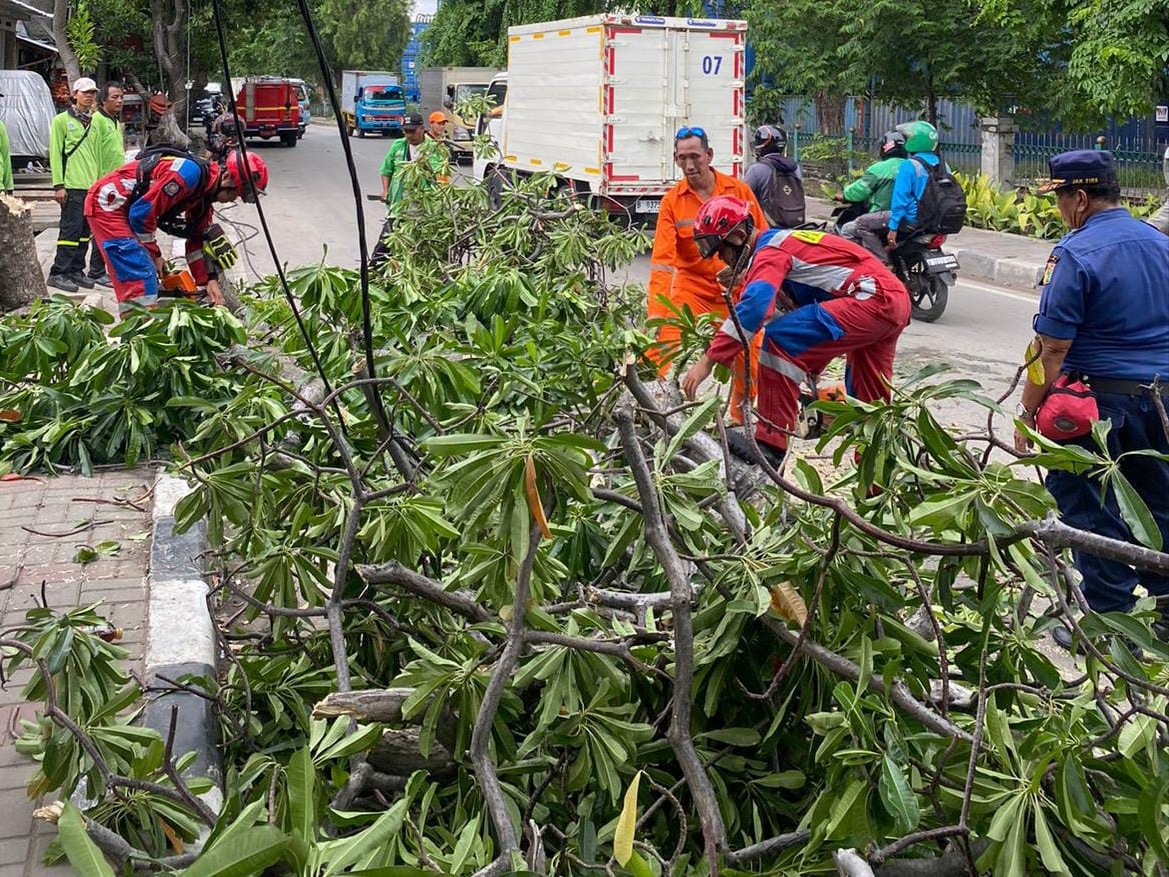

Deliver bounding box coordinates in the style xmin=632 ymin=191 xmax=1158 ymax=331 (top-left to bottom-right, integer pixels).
xmin=1013 ymin=150 xmax=1169 ymax=648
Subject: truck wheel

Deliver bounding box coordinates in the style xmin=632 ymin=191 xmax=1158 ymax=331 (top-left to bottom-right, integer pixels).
xmin=486 ymin=168 xmax=507 ymax=210
xmin=356 ymin=127 xmax=365 ymax=138
xmin=281 ymin=132 xmax=298 ymax=147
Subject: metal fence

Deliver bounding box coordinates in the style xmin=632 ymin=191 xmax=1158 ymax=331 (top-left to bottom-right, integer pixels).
xmin=772 ymin=95 xmax=1168 ymax=192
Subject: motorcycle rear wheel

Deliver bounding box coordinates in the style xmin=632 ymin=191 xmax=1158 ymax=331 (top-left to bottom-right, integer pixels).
xmin=909 ymin=273 xmax=948 ymax=323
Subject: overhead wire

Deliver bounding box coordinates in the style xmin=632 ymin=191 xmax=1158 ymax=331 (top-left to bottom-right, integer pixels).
xmin=205 ymin=0 xmax=348 ymax=433
xmin=288 ymin=0 xmax=383 ymax=394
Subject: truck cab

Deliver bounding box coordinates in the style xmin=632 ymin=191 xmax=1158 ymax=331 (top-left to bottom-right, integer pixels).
xmin=472 ymin=74 xmax=509 ymax=190
xmin=343 ymin=74 xmax=407 ymax=138
xmin=235 ymin=76 xmax=301 ymax=147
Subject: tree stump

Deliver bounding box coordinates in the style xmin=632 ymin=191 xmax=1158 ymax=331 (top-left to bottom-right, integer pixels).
xmin=0 ymin=193 xmax=47 ymax=311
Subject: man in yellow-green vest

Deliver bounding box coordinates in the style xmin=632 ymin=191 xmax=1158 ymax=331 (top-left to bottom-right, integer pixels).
xmin=86 ymin=82 xmax=126 ymax=286
xmin=0 ymin=89 xmax=13 ymax=195
xmin=48 ymin=77 xmax=118 ymax=293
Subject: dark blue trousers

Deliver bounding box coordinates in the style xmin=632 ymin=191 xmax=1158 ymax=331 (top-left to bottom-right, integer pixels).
xmin=1045 ymin=391 xmax=1169 ymax=613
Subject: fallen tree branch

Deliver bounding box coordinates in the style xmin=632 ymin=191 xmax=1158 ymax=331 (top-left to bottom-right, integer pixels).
xmin=470 ymin=528 xmax=542 ymax=858
xmin=617 ymin=406 xmax=728 ymax=867
xmin=357 ymin=562 xmax=493 ymax=622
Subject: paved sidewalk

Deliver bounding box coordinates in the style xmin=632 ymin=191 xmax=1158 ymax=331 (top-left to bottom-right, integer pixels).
xmin=0 ymin=470 xmax=154 ymax=877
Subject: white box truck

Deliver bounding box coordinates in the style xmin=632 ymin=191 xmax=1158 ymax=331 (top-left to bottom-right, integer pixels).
xmin=419 ymin=66 xmax=499 ymax=160
xmin=340 ymin=71 xmax=407 ymax=137
xmin=473 ymin=14 xmax=747 ymax=224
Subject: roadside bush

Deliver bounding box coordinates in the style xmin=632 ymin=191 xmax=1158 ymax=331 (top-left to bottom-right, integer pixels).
xmin=958 ymin=172 xmax=1163 ymax=239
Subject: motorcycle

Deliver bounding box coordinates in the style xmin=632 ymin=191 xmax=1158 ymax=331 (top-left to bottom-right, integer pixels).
xmin=828 ymin=202 xmax=959 ymax=323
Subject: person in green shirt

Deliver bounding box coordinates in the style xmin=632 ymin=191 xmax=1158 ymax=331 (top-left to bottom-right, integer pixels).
xmin=837 ymin=130 xmax=907 ymax=260
xmin=0 ymin=91 xmax=13 ymax=195
xmin=86 ymin=83 xmax=126 ymax=286
xmin=47 ymin=76 xmax=116 ymax=293
xmin=370 ymin=112 xmax=448 ymax=267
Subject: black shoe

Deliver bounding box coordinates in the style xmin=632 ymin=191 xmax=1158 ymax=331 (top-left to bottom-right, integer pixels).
xmin=1053 ymin=623 xmax=1144 ymax=658
xmin=89 ymin=272 xmax=113 ymax=288
xmin=726 ymin=427 xmax=786 ymax=468
xmin=71 ymin=273 xmax=95 ymax=289
xmin=1052 ymin=624 xmax=1082 ymax=653
xmin=47 ymin=273 xmax=79 ymax=293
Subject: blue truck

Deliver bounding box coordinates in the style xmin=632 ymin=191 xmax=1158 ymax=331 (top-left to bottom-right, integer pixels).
xmin=340 ymin=71 xmax=407 ymax=137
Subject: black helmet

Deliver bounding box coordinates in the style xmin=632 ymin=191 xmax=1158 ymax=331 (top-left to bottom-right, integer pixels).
xmin=753 ymin=124 xmax=788 ymax=158
xmin=879 ymin=129 xmax=907 ymax=159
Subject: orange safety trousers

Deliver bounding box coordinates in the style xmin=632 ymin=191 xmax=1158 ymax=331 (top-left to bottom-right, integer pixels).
xmin=646 ymin=273 xmax=761 ymax=421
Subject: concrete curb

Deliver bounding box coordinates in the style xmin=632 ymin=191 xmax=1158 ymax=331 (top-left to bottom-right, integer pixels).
xmin=142 ymin=472 xmax=223 ymax=815
xmin=950 ymin=245 xmax=1044 ymax=293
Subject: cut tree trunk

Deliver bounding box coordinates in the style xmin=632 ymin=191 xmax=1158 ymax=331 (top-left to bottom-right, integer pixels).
xmin=365 ymin=728 xmax=455 ymax=776
xmin=0 ymin=193 xmax=47 ymax=311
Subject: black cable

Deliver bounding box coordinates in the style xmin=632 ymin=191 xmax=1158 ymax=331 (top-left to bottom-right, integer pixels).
xmin=289 ymin=0 xmax=381 ymax=400
xmin=206 ymin=0 xmax=347 ymax=433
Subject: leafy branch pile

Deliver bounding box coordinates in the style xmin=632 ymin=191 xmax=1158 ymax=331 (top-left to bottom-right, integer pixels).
xmin=4 ymin=157 xmax=1169 ymax=877
xmin=0 ymin=299 xmax=248 ymax=474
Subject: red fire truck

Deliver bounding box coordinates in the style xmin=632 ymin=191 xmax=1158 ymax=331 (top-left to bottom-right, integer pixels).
xmin=234 ymin=76 xmax=301 ymax=147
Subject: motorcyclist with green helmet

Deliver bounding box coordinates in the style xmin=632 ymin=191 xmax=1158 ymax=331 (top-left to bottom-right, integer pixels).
xmin=886 ymin=120 xmax=943 ymax=249
xmin=837 ymin=129 xmax=908 ymax=258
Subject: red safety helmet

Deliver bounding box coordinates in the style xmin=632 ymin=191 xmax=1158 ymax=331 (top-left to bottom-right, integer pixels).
xmin=225 ymin=149 xmax=268 ymax=203
xmin=693 ymin=195 xmax=753 ymax=259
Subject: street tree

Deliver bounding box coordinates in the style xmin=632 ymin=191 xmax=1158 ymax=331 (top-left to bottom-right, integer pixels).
xmin=977 ymin=0 xmax=1169 ymax=122
xmin=746 ymin=0 xmax=1060 ymax=127
xmin=226 ymin=0 xmax=409 ymax=84
xmin=422 ymin=0 xmax=708 ymax=67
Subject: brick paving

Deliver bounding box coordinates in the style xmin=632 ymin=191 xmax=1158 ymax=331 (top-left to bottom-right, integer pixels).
xmin=0 ymin=469 xmax=154 ymax=877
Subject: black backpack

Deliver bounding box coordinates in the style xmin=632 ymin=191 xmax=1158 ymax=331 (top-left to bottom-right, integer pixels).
xmin=760 ymin=155 xmax=806 ymax=228
xmin=910 ymin=156 xmax=966 ymax=235
xmin=130 ymin=144 xmax=213 ymax=237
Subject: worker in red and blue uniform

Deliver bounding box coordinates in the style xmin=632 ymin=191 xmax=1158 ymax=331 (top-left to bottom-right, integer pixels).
xmin=681 ymin=195 xmax=910 ymax=465
xmin=1013 ymin=150 xmax=1169 ymax=648
xmin=85 ymin=148 xmax=268 ymax=314
xmin=886 ymin=120 xmax=942 ymax=248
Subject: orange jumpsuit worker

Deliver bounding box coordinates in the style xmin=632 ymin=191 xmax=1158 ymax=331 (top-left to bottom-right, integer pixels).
xmin=648 ymin=126 xmax=767 ymax=416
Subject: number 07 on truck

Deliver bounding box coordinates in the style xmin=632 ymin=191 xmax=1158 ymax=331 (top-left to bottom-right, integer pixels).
xmin=473 ymin=14 xmax=748 ymax=227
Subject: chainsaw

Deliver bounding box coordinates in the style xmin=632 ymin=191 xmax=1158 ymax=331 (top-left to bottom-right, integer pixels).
xmin=159 ymin=262 xmax=197 ymax=298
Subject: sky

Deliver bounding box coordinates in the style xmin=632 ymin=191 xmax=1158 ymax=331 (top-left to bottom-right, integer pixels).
xmin=412 ymin=0 xmax=438 ymax=15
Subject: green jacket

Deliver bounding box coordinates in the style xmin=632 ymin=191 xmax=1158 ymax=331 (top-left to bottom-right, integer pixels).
xmin=49 ymin=109 xmax=117 ymax=190
xmin=0 ymin=121 xmax=12 ymax=193
xmin=96 ymin=110 xmax=125 ymax=174
xmin=842 ymin=156 xmax=905 ymax=212
xmin=379 ymin=137 xmax=446 ymax=211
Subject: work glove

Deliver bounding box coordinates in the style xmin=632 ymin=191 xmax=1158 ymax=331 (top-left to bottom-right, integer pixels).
xmin=203 ymin=224 xmax=239 ymax=271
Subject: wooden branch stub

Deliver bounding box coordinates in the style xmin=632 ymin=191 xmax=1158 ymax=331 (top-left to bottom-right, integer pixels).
xmin=312 ymin=688 xmax=415 ymax=723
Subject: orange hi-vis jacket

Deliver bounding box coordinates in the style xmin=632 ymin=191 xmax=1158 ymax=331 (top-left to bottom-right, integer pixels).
xmin=646 ymin=169 xmax=767 ymax=412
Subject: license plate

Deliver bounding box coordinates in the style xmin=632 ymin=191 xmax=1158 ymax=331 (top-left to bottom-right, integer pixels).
xmin=923 ymin=252 xmax=960 ymax=271
xmin=635 ymin=199 xmax=661 ymax=213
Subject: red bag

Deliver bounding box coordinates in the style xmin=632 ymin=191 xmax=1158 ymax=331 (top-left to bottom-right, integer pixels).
xmin=1036 ymin=375 xmax=1099 ymax=440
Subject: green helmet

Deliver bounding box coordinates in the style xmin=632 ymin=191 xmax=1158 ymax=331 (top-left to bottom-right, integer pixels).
xmin=896 ymin=120 xmax=939 ymax=154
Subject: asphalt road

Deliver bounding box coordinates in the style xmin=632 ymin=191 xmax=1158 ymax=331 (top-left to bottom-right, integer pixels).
xmin=229 ymin=126 xmax=1037 ymax=432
